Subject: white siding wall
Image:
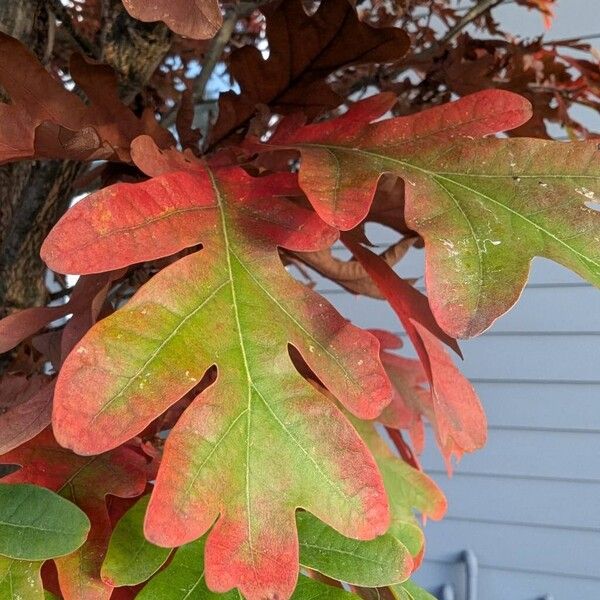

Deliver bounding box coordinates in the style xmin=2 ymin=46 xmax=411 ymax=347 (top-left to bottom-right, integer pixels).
xmin=312 ymin=236 xmax=600 ymax=599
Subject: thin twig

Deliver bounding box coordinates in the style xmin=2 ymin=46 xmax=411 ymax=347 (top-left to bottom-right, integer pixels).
xmin=192 ymin=8 xmax=239 ymax=103
xmin=161 ymin=0 xmax=274 ymax=131
xmin=46 ymin=0 xmax=97 ymax=56
xmin=346 ymin=0 xmax=509 ymax=94
xmin=193 ymin=0 xmax=280 ymax=101
xmin=545 ymin=32 xmax=600 ymax=45
xmin=414 ymin=0 xmax=506 ymax=63
xmin=441 ymin=0 xmax=505 ymax=46
xmin=160 ymin=8 xmax=239 ymax=131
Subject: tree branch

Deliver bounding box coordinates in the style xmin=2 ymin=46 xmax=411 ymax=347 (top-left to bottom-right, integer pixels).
xmin=413 ymin=0 xmax=506 ymax=63
xmin=193 ymin=8 xmax=238 ymax=102
xmin=161 ymin=0 xmax=272 ymax=132
xmin=46 ymin=0 xmax=97 ymax=57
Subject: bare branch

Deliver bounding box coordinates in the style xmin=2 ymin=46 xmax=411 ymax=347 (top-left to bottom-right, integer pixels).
xmin=413 ymin=0 xmax=506 ymax=63
xmin=46 ymin=0 xmax=97 ymax=57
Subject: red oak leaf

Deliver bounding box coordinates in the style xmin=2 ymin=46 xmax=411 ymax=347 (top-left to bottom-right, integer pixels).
xmin=0 ymin=273 xmax=116 ymax=354
xmin=346 ymin=241 xmax=486 ymax=468
xmin=0 ymin=375 xmax=54 ymax=455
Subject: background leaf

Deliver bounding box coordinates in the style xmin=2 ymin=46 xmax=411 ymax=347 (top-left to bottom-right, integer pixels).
xmin=0 ymin=555 xmax=44 ymax=599
xmin=291 ymin=576 xmax=360 ymax=600
xmin=122 ymin=0 xmax=223 ymax=40
xmin=135 ymin=536 xmax=239 ymax=600
xmin=0 ymin=483 xmax=90 ymax=561
xmin=101 ymin=495 xmax=171 ymax=587
xmin=212 ymin=0 xmax=408 ymax=144
xmin=0 ymin=430 xmax=147 ymax=600
xmin=297 ymin=511 xmax=412 ymax=586
xmin=391 ymin=580 xmax=437 ymax=600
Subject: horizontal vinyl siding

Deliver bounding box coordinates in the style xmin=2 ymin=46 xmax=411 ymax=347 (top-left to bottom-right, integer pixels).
xmin=311 ymin=241 xmax=600 ymax=599
xmin=422 ymin=519 xmax=600 ymax=581
xmin=427 ymin=474 xmax=600 ymax=530
xmin=421 ymin=428 xmax=600 ymax=480
xmin=416 ymin=561 xmax=600 ymax=600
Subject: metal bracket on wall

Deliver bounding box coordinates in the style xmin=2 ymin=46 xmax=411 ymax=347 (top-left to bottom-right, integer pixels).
xmin=439 ymin=550 xmax=553 ymax=600
xmin=440 ymin=549 xmax=478 ymax=600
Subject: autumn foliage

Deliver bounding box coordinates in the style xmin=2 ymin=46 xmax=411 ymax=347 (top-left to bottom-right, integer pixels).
xmin=0 ymin=1 xmax=598 ymax=599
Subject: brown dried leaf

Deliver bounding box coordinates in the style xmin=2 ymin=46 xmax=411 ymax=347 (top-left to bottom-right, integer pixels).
xmin=122 ymin=0 xmax=223 ymax=40
xmin=212 ymin=0 xmax=409 ymax=143
xmin=0 ymin=375 xmax=54 ymax=455
xmin=295 ymin=237 xmax=414 ymax=298
xmin=0 ymin=33 xmax=173 ymax=165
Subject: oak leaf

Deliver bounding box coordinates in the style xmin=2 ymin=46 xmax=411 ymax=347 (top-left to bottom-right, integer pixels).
xmin=122 ymin=0 xmax=223 ymax=40
xmin=350 ymin=414 xmax=446 ymax=565
xmin=212 ymin=0 xmax=409 ymax=143
xmin=0 ymin=556 xmax=45 ymax=599
xmin=0 ymin=483 xmax=89 ymax=561
xmin=266 ymin=89 xmax=600 ymax=337
xmin=0 ymin=376 xmax=54 ymax=456
xmin=345 ymin=242 xmax=486 ymax=466
xmin=294 ymin=237 xmax=414 ymax=299
xmin=376 ymin=330 xmax=484 ymax=470
xmin=136 ymin=534 xmax=361 ymax=600
xmin=0 ymin=33 xmax=172 ymax=165
xmin=0 ymin=273 xmax=115 ymax=354
xmin=43 ymin=137 xmax=392 ymax=600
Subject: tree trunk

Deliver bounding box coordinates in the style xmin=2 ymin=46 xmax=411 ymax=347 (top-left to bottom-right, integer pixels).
xmin=0 ymin=0 xmax=170 ymax=316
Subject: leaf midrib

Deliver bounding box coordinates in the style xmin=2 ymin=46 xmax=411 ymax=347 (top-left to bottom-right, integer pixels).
xmin=211 ymin=170 xmax=352 ymax=552
xmin=211 ymin=170 xmax=256 ymax=561
xmin=430 ymin=176 xmax=485 ymax=320
xmin=0 ymin=521 xmax=76 ymax=535
xmin=230 ymin=251 xmax=362 ymax=391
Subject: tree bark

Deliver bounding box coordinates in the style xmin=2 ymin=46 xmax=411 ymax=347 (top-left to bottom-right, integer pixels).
xmin=0 ymin=0 xmax=170 ymax=316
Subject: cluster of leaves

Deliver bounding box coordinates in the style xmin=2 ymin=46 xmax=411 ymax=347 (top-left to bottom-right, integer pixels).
xmin=0 ymin=0 xmax=599 ymax=599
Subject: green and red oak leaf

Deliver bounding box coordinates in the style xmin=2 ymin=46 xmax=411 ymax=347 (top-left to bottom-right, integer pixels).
xmin=43 ymin=137 xmax=393 ymax=600
xmin=264 ymin=89 xmax=600 ymax=337
xmin=102 ymin=493 xmax=413 ymax=590
xmin=135 ymin=533 xmax=360 ymax=600
xmin=349 ymin=414 xmax=447 ymax=565
xmin=0 ymin=430 xmax=147 ymax=600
